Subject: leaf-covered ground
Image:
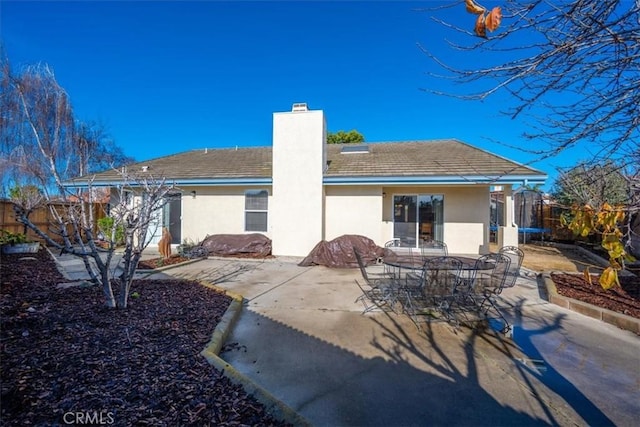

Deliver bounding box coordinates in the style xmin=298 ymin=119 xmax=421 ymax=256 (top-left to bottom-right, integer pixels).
xmin=0 ymin=249 xmax=289 ymax=426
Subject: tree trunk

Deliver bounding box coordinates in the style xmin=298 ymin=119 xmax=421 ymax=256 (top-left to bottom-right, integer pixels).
xmin=103 ymin=281 xmax=116 ymax=308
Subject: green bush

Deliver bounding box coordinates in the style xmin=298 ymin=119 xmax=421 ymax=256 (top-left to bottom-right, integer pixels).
xmin=0 ymin=230 xmax=30 ymax=245
xmin=97 ymin=217 xmax=126 ymax=246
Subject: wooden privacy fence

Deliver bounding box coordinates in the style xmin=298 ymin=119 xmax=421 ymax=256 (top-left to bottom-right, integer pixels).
xmin=0 ymin=199 xmax=107 ymax=244
xmin=542 ymin=203 xmax=574 ymax=242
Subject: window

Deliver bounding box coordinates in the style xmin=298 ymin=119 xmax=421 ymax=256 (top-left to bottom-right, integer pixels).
xmin=245 ymin=190 xmax=268 ymax=232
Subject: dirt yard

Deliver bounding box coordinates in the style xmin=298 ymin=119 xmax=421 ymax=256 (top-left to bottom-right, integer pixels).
xmin=500 ymin=243 xmax=606 ymax=273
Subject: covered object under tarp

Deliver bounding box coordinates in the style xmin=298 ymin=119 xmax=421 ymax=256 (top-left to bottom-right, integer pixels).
xmin=299 ymin=234 xmax=386 ymax=268
xmin=200 ymin=233 xmax=272 ymax=258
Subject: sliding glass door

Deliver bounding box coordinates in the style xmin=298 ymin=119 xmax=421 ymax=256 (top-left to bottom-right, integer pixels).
xmin=393 ymin=194 xmax=443 ymax=247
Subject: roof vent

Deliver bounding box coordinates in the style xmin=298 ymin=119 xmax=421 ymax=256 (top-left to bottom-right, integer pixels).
xmin=292 ymin=103 xmax=308 ymax=112
xmin=341 ymin=144 xmax=369 ymax=154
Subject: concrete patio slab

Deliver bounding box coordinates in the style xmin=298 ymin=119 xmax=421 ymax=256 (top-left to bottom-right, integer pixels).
xmin=58 ymin=254 xmax=640 ymax=426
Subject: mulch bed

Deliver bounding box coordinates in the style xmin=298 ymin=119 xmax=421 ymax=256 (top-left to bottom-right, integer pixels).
xmin=0 ymin=249 xmax=290 ymax=426
xmin=551 ymin=272 xmax=640 ymax=319
xmin=137 ymin=253 xmax=275 ymax=270
xmin=137 ymin=255 xmax=194 ymax=270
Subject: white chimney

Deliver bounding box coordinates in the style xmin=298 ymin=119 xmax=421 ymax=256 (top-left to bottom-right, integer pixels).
xmin=271 ymin=104 xmax=326 ymax=256
xmin=291 ymin=103 xmax=308 ymax=112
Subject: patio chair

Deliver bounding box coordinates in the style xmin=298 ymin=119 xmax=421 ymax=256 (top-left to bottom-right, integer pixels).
xmin=473 ymin=253 xmax=512 ymax=333
xmin=443 ymin=255 xmax=494 ymax=326
xmin=354 ymin=248 xmax=397 ymax=313
xmin=383 ymin=239 xmax=400 ymax=277
xmin=384 ymin=238 xmax=402 ymax=248
xmin=401 ymin=256 xmax=462 ymax=327
xmin=498 ymin=245 xmax=525 ymax=288
xmin=420 ymin=239 xmax=448 ymax=257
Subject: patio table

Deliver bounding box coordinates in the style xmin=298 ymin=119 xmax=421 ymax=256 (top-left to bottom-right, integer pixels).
xmin=382 ymin=254 xmax=491 ymax=272
xmin=381 ymin=254 xmax=496 ymax=327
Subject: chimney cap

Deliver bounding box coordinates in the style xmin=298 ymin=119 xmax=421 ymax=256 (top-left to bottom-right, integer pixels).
xmin=292 ymin=103 xmax=308 ymax=112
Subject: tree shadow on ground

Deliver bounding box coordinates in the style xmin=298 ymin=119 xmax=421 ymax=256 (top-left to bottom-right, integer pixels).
xmin=222 ymin=308 xmax=559 ymax=426
xmin=370 ymin=304 xmax=615 ymax=426
xmin=502 ymin=299 xmax=617 ymax=426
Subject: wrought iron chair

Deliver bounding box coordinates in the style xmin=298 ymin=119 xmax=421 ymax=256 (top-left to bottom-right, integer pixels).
xmin=354 ymin=248 xmax=397 ymax=313
xmin=498 ymin=245 xmax=525 ymax=288
xmin=383 ymin=239 xmax=402 ymax=278
xmin=473 ymin=253 xmax=512 ymax=333
xmin=401 ymin=256 xmax=462 ymax=327
xmin=420 ymin=239 xmax=448 ymax=257
xmin=384 ymin=239 xmax=402 ymax=248
xmin=444 ymin=254 xmax=494 ymax=327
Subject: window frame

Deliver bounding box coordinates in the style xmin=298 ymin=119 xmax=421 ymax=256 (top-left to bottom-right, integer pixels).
xmin=244 ymin=189 xmax=268 ymax=232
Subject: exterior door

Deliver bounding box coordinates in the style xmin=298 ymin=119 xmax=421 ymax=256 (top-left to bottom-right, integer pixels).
xmin=393 ymin=195 xmax=417 ymax=247
xmin=418 ymin=195 xmax=444 ymax=243
xmin=393 ymin=194 xmax=443 ymax=247
xmin=147 ymin=193 xmax=182 ymax=245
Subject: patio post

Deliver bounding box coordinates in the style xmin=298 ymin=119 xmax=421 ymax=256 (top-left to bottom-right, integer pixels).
xmin=498 ymin=184 xmax=519 ymax=247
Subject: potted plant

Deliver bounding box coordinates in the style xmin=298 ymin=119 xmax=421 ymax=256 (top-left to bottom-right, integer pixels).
xmin=0 ymin=230 xmax=41 ymax=254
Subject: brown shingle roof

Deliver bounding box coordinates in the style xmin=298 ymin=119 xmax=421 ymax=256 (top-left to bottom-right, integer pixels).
xmin=86 ymin=147 xmax=273 ymax=182
xmin=325 ymin=140 xmax=542 ymax=177
xmin=83 ymin=139 xmax=545 ymax=184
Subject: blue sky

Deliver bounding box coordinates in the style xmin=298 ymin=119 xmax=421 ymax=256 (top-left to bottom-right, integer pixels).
xmin=1 ymin=1 xmax=588 ymax=190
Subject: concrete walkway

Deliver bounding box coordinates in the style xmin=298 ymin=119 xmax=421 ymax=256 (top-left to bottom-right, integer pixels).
xmin=57 ymin=252 xmax=640 ymax=426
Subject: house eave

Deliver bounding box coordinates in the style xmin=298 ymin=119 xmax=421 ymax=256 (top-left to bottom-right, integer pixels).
xmin=322 ymin=175 xmax=548 ymax=186
xmin=64 ymin=174 xmax=547 ymax=189
xmin=63 ymin=177 xmax=273 ymax=189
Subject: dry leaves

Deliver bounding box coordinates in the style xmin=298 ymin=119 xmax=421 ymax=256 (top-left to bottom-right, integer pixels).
xmin=474 ymin=13 xmax=487 ymax=38
xmin=485 ymin=7 xmax=502 ymax=32
xmin=465 ymin=0 xmax=485 ymax=15
xmin=465 ymin=0 xmax=502 ymax=37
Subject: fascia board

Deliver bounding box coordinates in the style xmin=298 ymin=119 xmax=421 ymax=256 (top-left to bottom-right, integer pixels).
xmin=63 ymin=177 xmax=273 ymax=189
xmin=323 ymin=175 xmax=548 ymax=186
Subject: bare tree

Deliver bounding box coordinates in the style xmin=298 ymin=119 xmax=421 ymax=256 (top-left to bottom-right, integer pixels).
xmin=553 ymin=161 xmax=629 ymax=208
xmin=421 ymin=0 xmax=639 ymax=285
xmin=421 ymin=0 xmax=638 ymax=172
xmin=1 ymin=55 xmax=174 ymax=308
xmin=74 ymin=120 xmax=134 ymax=178
xmin=7 ymin=184 xmax=45 ymax=235
xmin=45 ymin=172 xmax=176 ymax=309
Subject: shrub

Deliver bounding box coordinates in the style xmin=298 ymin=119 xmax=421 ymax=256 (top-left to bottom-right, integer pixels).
xmin=97 ymin=217 xmax=126 ymax=246
xmin=0 ymin=230 xmax=31 ymax=245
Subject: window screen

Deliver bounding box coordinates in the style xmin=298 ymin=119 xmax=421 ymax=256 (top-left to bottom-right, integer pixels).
xmin=245 ymin=190 xmax=268 ymax=232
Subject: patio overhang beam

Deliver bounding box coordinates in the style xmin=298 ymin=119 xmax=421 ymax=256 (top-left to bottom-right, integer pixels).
xmin=323 ymin=175 xmax=548 ymax=186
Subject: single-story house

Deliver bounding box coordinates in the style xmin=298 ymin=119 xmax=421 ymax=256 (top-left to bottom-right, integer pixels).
xmin=82 ymin=104 xmax=547 ymax=256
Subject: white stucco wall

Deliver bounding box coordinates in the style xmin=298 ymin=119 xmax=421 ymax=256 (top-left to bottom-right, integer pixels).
xmin=270 ymin=108 xmax=326 ymax=256
xmin=324 ymin=186 xmax=384 ymax=244
xmin=178 ymin=182 xmax=490 ymax=254
xmin=444 ymin=186 xmax=491 ymax=254
xmin=180 ymin=186 xmax=271 ymax=244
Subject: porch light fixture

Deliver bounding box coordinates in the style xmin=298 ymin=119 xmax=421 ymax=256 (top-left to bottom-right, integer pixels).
xmin=190 ymin=190 xmax=196 ymax=199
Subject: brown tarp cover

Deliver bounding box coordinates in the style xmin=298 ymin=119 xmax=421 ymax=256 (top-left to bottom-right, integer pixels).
xmin=200 ymin=233 xmax=272 ymax=258
xmin=298 ymin=234 xmax=387 ymax=268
